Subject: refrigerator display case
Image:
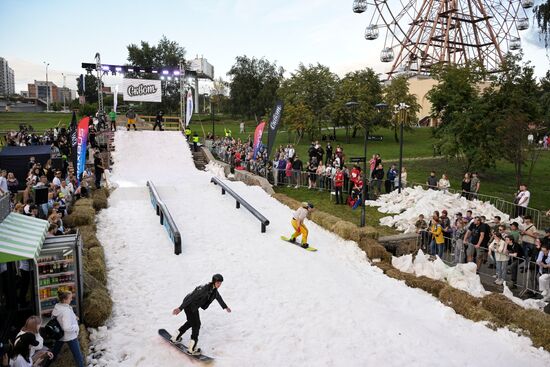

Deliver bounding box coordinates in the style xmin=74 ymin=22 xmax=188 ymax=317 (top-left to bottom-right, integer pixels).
xmin=33 ymin=234 xmax=83 ymax=319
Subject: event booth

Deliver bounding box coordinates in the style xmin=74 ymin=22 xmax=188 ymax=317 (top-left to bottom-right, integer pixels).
xmin=0 ymin=198 xmax=83 ymax=341
xmin=0 ymin=145 xmax=52 ymax=189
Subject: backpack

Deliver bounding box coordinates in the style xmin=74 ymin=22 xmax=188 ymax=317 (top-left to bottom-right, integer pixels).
xmin=40 ymin=317 xmax=64 ymax=340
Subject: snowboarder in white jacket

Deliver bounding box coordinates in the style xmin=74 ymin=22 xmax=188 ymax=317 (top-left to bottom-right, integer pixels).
xmin=171 ymin=274 xmax=231 ymax=355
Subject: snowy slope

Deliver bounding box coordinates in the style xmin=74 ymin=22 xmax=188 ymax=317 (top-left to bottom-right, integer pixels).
xmin=91 ymin=131 xmax=550 ymax=367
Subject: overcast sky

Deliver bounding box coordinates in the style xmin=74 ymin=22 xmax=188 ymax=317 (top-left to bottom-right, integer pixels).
xmin=1 ymin=0 xmax=549 ymax=94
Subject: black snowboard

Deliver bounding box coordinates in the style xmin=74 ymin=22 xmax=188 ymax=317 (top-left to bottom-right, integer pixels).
xmin=158 ymin=328 xmax=214 ymax=362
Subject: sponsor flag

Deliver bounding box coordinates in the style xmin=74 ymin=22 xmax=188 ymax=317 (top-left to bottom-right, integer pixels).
xmin=266 ymin=100 xmax=284 ymax=160
xmin=185 ymin=90 xmax=193 ymax=126
xmin=69 ymin=112 xmax=78 ymax=179
xmin=76 ymin=117 xmax=90 ymax=181
xmin=253 ymin=121 xmax=266 ymax=160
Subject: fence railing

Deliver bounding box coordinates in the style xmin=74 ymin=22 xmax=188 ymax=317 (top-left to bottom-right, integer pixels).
xmin=146 ymin=181 xmax=182 ymax=255
xmin=415 ymin=231 xmax=543 ymax=296
xmin=210 ymin=176 xmax=270 ymax=233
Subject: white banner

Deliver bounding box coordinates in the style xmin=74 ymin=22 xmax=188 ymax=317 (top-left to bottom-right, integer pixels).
xmin=185 ymin=90 xmax=193 ymax=126
xmin=122 ymin=78 xmax=162 ymax=102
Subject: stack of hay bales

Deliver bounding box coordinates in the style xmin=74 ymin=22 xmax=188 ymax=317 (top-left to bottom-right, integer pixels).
xmin=271 ymin=192 xmax=550 ymax=351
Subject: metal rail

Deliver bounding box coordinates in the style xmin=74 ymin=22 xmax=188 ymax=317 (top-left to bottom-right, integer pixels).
xmin=146 ymin=181 xmax=182 ymax=255
xmin=210 ymin=177 xmax=270 ymax=233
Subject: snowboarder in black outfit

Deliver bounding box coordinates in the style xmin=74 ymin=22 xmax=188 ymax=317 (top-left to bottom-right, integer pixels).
xmin=153 ymin=110 xmax=164 ymax=131
xmin=171 ymin=274 xmax=231 ymax=355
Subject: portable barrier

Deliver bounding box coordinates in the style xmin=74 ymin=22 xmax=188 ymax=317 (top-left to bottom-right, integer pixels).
xmin=210 ymin=177 xmax=270 ymax=233
xmin=146 ymin=181 xmax=182 ymax=255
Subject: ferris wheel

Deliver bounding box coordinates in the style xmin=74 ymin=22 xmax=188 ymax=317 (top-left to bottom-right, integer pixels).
xmin=352 ymin=0 xmax=534 ymax=77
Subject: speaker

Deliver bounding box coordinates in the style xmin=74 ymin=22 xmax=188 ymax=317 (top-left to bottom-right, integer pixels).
xmin=33 ymin=186 xmax=49 ymax=205
xmin=51 ymin=157 xmax=63 ymax=170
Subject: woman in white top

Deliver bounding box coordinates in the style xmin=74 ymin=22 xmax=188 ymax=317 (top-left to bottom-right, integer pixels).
xmin=438 ymin=174 xmax=450 ymax=193
xmin=395 ymin=167 xmax=407 ymax=189
xmin=46 ymin=291 xmax=84 ymax=367
xmin=15 ymin=316 xmax=53 ymax=365
xmin=10 ymin=332 xmax=41 ymax=367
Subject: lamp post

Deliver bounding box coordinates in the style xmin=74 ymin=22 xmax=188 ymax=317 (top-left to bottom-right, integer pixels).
xmin=43 ymin=62 xmax=50 ymax=112
xmin=395 ymin=103 xmax=410 ymax=194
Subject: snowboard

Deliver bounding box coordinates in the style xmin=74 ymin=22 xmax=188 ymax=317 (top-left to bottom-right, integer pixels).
xmin=158 ymin=329 xmax=214 ymax=362
xmin=280 ymin=236 xmax=317 ymax=251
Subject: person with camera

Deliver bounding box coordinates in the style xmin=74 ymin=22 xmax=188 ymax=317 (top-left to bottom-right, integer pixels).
xmin=44 ymin=290 xmax=83 ymax=367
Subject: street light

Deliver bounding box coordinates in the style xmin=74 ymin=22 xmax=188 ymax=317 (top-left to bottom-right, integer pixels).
xmin=43 ymin=62 xmax=50 ymax=112
xmin=394 ymin=103 xmax=410 ymax=194
xmin=346 ymin=100 xmax=387 ymax=227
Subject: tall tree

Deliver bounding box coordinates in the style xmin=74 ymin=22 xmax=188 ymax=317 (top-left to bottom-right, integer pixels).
xmin=282 ymin=102 xmax=315 ymax=145
xmin=126 ymin=35 xmax=186 ymax=115
xmin=76 ymin=74 xmax=102 ymax=104
xmin=427 ymin=63 xmax=499 ymax=171
xmin=535 ymin=2 xmax=550 ymax=47
xmin=279 ymin=63 xmax=339 ymax=138
xmin=210 ymin=77 xmax=229 ymax=114
xmin=227 ymin=56 xmax=283 ymax=120
xmin=383 ymin=76 xmax=421 ymax=142
xmin=328 ymin=68 xmax=383 ymax=143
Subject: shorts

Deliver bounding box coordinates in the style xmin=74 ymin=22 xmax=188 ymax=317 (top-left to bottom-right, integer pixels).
xmin=466 ymin=243 xmax=485 ymax=257
xmin=127 ymin=118 xmax=136 ymax=124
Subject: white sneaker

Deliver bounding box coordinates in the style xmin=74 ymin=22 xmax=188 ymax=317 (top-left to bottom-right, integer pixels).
xmin=171 ymin=332 xmax=182 ymax=343
xmin=187 ymin=339 xmax=201 ymax=355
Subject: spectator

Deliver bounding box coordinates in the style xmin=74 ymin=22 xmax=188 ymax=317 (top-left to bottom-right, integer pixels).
xmin=126 ymin=108 xmax=137 ymax=131
xmin=325 ymin=142 xmax=333 ymax=164
xmin=153 ymin=110 xmax=164 ymax=131
xmin=440 ymin=210 xmax=452 ymax=252
xmin=453 ymin=219 xmax=466 ymax=263
xmin=464 ymin=210 xmax=473 ymax=224
xmin=464 ymin=216 xmax=490 ymax=269
xmin=51 ymin=170 xmax=62 ymax=188
xmin=325 ymin=163 xmax=335 ymax=192
xmin=438 ymin=173 xmax=450 ymax=193
xmin=334 ymin=166 xmax=344 ymax=205
xmin=520 ymin=215 xmax=537 ymax=264
xmin=316 ymin=161 xmax=326 ymax=191
xmin=461 ymin=173 xmax=471 ymax=198
xmin=397 ymin=167 xmax=407 ymax=190
xmin=426 ymin=171 xmax=437 ymax=190
xmin=415 ymin=214 xmax=428 ymax=251
xmin=489 ymin=232 xmax=508 ymax=285
xmin=10 ymin=332 xmax=43 ymax=367
xmin=536 ymin=244 xmax=550 ymax=301
xmin=470 ymin=172 xmax=480 ymax=199
xmin=368 ymin=154 xmax=377 ymax=178
xmin=93 ymin=152 xmax=105 ymax=189
xmin=371 ymin=163 xmax=384 ymax=197
xmin=108 ymin=109 xmax=117 ymax=131
xmin=239 ymin=121 xmax=245 ymax=134
xmin=292 ymin=155 xmax=303 ymax=188
xmin=0 ymin=170 xmax=7 ymax=195
xmin=429 ymin=216 xmax=445 ymax=258
xmin=46 ymin=291 xmax=84 ymax=367
xmin=386 ymin=164 xmax=397 ymax=193
xmin=7 ymin=172 xmax=19 ymax=197
xmin=514 ymin=184 xmax=530 ymax=218
xmin=307 ymin=159 xmax=317 ymax=189
xmin=15 ymin=315 xmax=53 ymax=365
xmin=285 ymin=158 xmax=293 ymax=187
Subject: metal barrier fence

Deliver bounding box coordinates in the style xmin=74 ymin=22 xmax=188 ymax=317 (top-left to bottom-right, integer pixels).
xmin=415 ymin=231 xmax=543 ymax=296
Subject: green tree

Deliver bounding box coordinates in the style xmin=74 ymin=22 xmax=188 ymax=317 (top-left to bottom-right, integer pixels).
xmin=210 ymin=77 xmax=230 ymax=114
xmin=427 ymin=63 xmax=499 ymax=171
xmin=328 ymin=68 xmax=383 ymax=143
xmin=126 ymin=35 xmax=186 ymax=115
xmin=535 ymin=2 xmax=550 ymax=47
xmin=484 ymin=55 xmax=542 ymax=187
xmin=76 ymin=74 xmax=102 ymax=104
xmin=279 ymin=63 xmax=339 ymax=139
xmin=227 ymin=56 xmax=284 ymax=120
xmin=540 ymin=71 xmax=550 ymax=130
xmin=383 ymin=76 xmax=421 ymax=142
xmin=282 ymin=102 xmax=315 ymax=145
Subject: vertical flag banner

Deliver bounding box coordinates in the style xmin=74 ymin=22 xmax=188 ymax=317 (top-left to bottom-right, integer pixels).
xmin=76 ymin=117 xmax=90 ymax=181
xmin=253 ymin=121 xmax=266 ymax=159
xmin=266 ymin=100 xmax=284 ymax=159
xmin=113 ymin=85 xmax=119 ymax=113
xmin=185 ymin=90 xmax=193 ymax=126
xmin=69 ymin=112 xmax=78 ymax=179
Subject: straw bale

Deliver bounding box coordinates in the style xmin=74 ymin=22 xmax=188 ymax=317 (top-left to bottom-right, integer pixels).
xmin=350 ymin=226 xmax=379 ymax=242
xmin=92 ymin=189 xmax=108 ymax=211
xmin=102 ymin=187 xmax=111 ymax=198
xmin=84 ymin=248 xmax=106 ymax=285
xmin=439 ymin=286 xmax=495 ymax=323
xmin=83 ymin=270 xmax=102 ymax=298
xmin=64 ymin=206 xmax=95 ymax=227
xmin=517 ymin=309 xmax=550 ymax=351
xmin=375 ymin=262 xmax=394 ymax=274
xmin=311 ymin=212 xmax=339 ymax=232
xmin=481 ymin=293 xmax=524 ymax=325
xmin=79 ymin=225 xmax=100 ymax=249
xmin=408 ymin=276 xmax=446 ymax=298
xmin=332 ymin=220 xmax=356 ymax=241
xmin=73 ymin=198 xmax=94 ymax=208
xmin=83 ymin=286 xmax=112 ymax=328
xmin=87 ymin=246 xmax=105 ymax=264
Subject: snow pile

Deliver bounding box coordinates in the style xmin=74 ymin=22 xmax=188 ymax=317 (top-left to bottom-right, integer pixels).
xmin=366 ymin=186 xmax=512 ymax=233
xmin=503 ymin=284 xmax=548 ymax=310
xmin=89 ymin=131 xmax=550 ymax=367
xmin=205 ymin=161 xmax=226 ymax=178
xmin=392 ymin=250 xmax=489 ymax=297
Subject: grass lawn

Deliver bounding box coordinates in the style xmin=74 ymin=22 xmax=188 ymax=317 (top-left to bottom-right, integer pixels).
xmin=274 ymin=186 xmax=398 ymax=236
xmin=0 ymin=112 xmax=72 ymax=131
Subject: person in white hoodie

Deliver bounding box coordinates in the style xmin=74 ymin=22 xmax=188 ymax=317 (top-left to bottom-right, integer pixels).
xmin=44 ymin=291 xmax=83 ymax=367
xmin=489 ymin=232 xmax=509 ymax=285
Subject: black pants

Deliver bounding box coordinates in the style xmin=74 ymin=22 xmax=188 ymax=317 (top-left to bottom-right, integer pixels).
xmin=178 ymin=308 xmax=201 ymax=342
xmin=335 ymin=186 xmax=343 ymax=204
xmin=515 ymin=205 xmax=526 ymax=218
xmin=153 ymin=121 xmax=163 ymax=131
xmin=110 ymin=121 xmax=116 ymax=131
xmin=95 ymin=171 xmax=103 ymax=188
xmin=509 ymin=257 xmax=519 ymax=284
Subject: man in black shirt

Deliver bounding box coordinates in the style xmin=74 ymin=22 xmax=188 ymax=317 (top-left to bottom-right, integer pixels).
xmin=292 ymin=155 xmax=303 ymax=188
xmin=153 ymin=110 xmax=164 ymax=131
xmin=464 ymin=216 xmax=490 ymax=269
xmin=427 ymin=171 xmax=438 ymax=190
xmin=93 ymin=152 xmax=105 ymax=189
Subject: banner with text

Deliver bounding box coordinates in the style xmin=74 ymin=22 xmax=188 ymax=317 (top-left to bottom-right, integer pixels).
xmin=76 ymin=117 xmax=90 ymax=182
xmin=122 ymin=78 xmax=162 ymax=102
xmin=266 ymin=100 xmax=284 ymax=160
xmin=253 ymin=121 xmax=266 ymax=160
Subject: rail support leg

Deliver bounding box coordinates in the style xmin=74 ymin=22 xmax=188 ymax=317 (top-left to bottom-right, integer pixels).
xmin=261 ymin=223 xmax=266 ymax=233
xmin=236 ymin=201 xmax=240 ymax=209
xmin=222 ymin=188 xmax=225 ymax=195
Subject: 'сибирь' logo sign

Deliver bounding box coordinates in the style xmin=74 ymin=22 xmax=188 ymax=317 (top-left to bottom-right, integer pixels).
xmin=127 ymin=83 xmax=158 ymax=97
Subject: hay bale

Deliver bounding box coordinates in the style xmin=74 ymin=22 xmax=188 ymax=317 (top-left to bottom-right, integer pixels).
xmin=87 ymin=246 xmax=105 ymax=263
xmin=408 ymin=276 xmax=446 ymax=298
xmin=83 ymin=286 xmax=112 ymax=328
xmin=366 ymin=243 xmax=391 ymax=262
xmin=350 ymin=226 xmax=379 ymax=242
xmin=271 ymin=193 xmax=301 ymax=210
xmin=310 ymin=211 xmax=339 ymax=232
xmin=439 ymin=286 xmax=495 ymax=323
xmin=375 ymin=262 xmax=394 ymax=274
xmin=92 ymin=189 xmax=108 ymax=211
xmin=73 ymin=198 xmax=94 ymax=208
xmin=101 ymin=187 xmax=111 ymax=198
xmin=517 ymin=309 xmax=550 ymax=351
xmin=83 ymin=270 xmax=103 ymax=298
xmin=79 ymin=225 xmax=100 ymax=249
xmin=64 ymin=206 xmax=96 ymax=227
xmin=332 ymin=220 xmax=356 ymax=241
xmin=481 ymin=293 xmax=524 ymax=325
xmin=84 ymin=247 xmax=106 ymax=285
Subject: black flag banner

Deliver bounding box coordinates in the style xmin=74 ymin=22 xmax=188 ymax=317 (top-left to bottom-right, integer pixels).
xmin=69 ymin=111 xmax=78 ymax=175
xmin=266 ymin=100 xmax=284 ymax=160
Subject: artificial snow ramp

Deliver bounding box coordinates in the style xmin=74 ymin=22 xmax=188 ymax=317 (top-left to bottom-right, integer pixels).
xmin=89 ymin=130 xmax=550 ymax=367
